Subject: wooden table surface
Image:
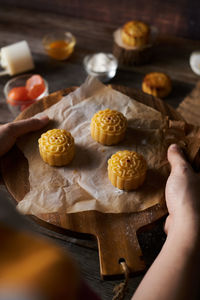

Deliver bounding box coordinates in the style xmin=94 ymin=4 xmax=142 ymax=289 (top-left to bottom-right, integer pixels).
xmin=0 ymin=5 xmax=200 ymax=299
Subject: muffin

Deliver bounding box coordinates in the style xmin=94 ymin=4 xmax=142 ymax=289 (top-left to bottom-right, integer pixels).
xmin=121 ymin=21 xmax=150 ymax=48
xmin=91 ymin=109 xmax=127 ymax=145
xmin=142 ymin=72 xmax=172 ymax=98
xmin=38 ymin=129 xmax=75 ymax=166
xmin=108 ymin=150 xmax=147 ymax=191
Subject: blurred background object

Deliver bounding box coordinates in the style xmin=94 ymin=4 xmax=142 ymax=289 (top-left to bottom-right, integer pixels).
xmin=43 ymin=32 xmax=76 ymax=60
xmin=190 ymin=51 xmax=200 ymax=75
xmin=1 ymin=0 xmax=199 ymax=40
xmin=0 ymin=41 xmax=34 ymax=76
xmin=83 ymin=53 xmax=118 ymax=82
xmin=4 ymin=74 xmax=48 ymax=117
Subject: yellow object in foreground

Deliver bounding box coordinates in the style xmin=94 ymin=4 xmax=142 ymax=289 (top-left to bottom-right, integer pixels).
xmin=121 ymin=20 xmax=150 ymax=47
xmin=38 ymin=129 xmax=75 ymax=166
xmin=91 ymin=109 xmax=127 ymax=145
xmin=108 ymin=150 xmax=147 ymax=191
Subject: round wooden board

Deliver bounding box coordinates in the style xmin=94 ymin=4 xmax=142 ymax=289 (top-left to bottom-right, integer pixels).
xmin=1 ymin=85 xmax=183 ymax=278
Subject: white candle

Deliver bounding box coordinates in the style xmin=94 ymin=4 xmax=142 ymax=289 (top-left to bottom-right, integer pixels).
xmin=0 ymin=40 xmax=34 ymax=76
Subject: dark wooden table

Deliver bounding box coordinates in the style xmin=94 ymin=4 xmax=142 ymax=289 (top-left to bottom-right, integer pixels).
xmin=0 ymin=5 xmax=200 ymax=299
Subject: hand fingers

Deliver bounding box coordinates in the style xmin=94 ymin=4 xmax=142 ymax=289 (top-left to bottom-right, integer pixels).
xmin=10 ymin=115 xmax=49 ymax=138
xmin=167 ymin=144 xmax=192 ymax=174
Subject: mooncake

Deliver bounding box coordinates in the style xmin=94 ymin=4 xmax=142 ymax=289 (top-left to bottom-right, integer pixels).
xmin=142 ymin=72 xmax=172 ymax=98
xmin=91 ymin=109 xmax=127 ymax=145
xmin=108 ymin=150 xmax=147 ymax=191
xmin=38 ymin=129 xmax=75 ymax=166
xmin=121 ymin=20 xmax=150 ymax=48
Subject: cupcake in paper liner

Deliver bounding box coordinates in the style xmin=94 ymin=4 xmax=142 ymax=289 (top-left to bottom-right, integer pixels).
xmin=38 ymin=129 xmax=75 ymax=166
xmin=91 ymin=108 xmax=127 ymax=145
xmin=113 ymin=20 xmax=158 ymax=65
xmin=108 ymin=150 xmax=147 ymax=191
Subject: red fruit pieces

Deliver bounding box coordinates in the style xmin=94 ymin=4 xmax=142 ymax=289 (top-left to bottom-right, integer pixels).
xmin=26 ymin=75 xmax=45 ymax=100
xmin=7 ymin=86 xmax=30 ymax=105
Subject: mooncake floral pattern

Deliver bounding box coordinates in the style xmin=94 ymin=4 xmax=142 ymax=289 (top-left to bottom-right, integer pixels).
xmin=108 ymin=150 xmax=147 ymax=178
xmin=39 ymin=129 xmax=74 ymax=154
xmin=91 ymin=109 xmax=127 ymax=134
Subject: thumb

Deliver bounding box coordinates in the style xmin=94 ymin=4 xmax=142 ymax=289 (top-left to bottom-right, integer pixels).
xmin=11 ymin=115 xmax=50 ymax=138
xmin=167 ymin=144 xmax=192 ymax=174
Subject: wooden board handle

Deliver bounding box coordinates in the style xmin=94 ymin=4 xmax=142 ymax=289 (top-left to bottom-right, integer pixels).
xmin=90 ymin=206 xmax=167 ymax=277
xmin=88 ymin=212 xmax=147 ymax=277
xmin=97 ymin=229 xmax=145 ymax=278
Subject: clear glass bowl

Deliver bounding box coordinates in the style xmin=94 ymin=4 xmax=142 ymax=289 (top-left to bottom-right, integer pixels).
xmin=4 ymin=74 xmax=49 ymax=118
xmin=83 ymin=52 xmax=118 ymax=82
xmin=43 ymin=32 xmax=76 ymax=60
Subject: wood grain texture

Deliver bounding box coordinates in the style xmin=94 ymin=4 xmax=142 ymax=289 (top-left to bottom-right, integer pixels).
xmin=1 ymin=85 xmax=183 ymax=277
xmin=0 ymin=4 xmax=197 ymax=128
xmin=1 ymin=0 xmax=200 ymax=40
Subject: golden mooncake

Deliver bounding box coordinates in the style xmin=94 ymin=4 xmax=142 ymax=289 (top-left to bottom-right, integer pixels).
xmin=142 ymin=72 xmax=172 ymax=98
xmin=108 ymin=150 xmax=147 ymax=191
xmin=38 ymin=129 xmax=75 ymax=166
xmin=91 ymin=109 xmax=127 ymax=145
xmin=121 ymin=20 xmax=150 ymax=47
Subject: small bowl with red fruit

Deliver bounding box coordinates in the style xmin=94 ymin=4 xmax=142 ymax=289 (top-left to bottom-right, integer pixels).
xmin=4 ymin=74 xmax=48 ymax=117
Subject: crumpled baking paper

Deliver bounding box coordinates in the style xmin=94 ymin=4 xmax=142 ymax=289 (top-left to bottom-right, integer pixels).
xmin=17 ymin=76 xmax=170 ymax=215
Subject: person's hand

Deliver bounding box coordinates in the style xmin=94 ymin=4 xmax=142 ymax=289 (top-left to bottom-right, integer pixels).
xmin=0 ymin=116 xmax=49 ymax=157
xmin=165 ymin=144 xmax=200 ymax=238
xmin=133 ymin=146 xmax=200 ymax=300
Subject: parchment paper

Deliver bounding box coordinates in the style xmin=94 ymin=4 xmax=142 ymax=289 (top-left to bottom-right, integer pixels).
xmin=17 ymin=76 xmax=170 ymax=215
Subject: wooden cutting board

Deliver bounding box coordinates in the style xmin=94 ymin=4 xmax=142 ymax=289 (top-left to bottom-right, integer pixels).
xmin=1 ymin=85 xmax=183 ymax=278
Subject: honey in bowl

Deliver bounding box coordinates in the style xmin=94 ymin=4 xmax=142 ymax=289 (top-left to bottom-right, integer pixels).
xmin=43 ymin=32 xmax=76 ymax=61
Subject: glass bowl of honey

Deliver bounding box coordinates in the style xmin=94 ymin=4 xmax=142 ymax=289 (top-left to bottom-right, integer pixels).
xmin=42 ymin=32 xmax=76 ymax=60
